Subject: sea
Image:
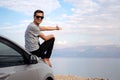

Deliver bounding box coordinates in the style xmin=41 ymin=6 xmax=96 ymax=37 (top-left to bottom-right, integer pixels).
xmin=51 ymin=57 xmax=120 ymax=80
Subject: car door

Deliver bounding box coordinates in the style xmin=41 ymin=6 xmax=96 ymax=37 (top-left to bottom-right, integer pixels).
xmin=0 ymin=38 xmax=39 ymax=80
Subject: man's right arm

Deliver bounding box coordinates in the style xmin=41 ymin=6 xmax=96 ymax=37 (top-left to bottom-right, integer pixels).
xmin=39 ymin=33 xmax=54 ymax=41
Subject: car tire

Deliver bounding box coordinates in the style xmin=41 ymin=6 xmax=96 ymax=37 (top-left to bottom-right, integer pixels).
xmin=46 ymin=77 xmax=53 ymax=80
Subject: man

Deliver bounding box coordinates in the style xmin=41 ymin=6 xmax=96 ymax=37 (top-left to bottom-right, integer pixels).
xmin=25 ymin=10 xmax=61 ymax=67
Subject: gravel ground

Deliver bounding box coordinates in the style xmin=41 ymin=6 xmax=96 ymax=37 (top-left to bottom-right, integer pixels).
xmin=54 ymin=75 xmax=109 ymax=80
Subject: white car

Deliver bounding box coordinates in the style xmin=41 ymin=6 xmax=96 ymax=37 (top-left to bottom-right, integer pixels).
xmin=0 ymin=35 xmax=54 ymax=80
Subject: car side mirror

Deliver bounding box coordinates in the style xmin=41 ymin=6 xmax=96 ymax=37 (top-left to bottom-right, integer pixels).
xmin=29 ymin=55 xmax=39 ymax=64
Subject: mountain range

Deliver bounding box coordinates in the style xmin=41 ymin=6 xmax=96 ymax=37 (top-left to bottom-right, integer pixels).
xmin=52 ymin=45 xmax=120 ymax=58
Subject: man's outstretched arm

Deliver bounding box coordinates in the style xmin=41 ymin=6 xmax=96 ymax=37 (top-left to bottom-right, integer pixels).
xmin=40 ymin=25 xmax=62 ymax=31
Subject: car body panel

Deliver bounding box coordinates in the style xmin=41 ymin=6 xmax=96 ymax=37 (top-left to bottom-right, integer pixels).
xmin=0 ymin=35 xmax=54 ymax=80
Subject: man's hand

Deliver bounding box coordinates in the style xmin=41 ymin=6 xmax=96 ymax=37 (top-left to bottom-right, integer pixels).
xmin=56 ymin=25 xmax=62 ymax=30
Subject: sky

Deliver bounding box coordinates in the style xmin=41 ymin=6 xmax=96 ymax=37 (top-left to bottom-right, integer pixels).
xmin=0 ymin=0 xmax=120 ymax=50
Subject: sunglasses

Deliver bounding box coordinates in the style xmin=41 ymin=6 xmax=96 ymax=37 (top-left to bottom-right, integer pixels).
xmin=36 ymin=16 xmax=44 ymax=19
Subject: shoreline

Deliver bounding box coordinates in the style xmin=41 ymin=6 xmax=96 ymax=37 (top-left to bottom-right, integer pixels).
xmin=54 ymin=74 xmax=109 ymax=80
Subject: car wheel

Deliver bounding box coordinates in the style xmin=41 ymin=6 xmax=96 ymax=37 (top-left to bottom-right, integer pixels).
xmin=46 ymin=77 xmax=53 ymax=80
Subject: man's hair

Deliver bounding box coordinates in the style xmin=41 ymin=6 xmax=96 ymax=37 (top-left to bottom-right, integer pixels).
xmin=34 ymin=10 xmax=44 ymax=16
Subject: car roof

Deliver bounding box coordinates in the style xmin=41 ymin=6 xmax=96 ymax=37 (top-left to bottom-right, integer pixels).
xmin=0 ymin=35 xmax=30 ymax=54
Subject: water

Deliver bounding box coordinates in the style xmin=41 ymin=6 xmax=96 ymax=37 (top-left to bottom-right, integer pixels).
xmin=51 ymin=57 xmax=120 ymax=80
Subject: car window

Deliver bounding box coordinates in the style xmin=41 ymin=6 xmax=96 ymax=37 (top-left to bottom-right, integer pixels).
xmin=0 ymin=42 xmax=25 ymax=68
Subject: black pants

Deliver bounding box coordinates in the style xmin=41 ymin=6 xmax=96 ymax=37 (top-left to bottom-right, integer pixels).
xmin=30 ymin=37 xmax=55 ymax=59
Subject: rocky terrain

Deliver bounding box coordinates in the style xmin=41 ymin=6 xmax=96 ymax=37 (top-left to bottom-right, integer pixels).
xmin=54 ymin=75 xmax=109 ymax=80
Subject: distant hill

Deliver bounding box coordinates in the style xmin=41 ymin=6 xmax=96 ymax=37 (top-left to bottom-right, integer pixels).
xmin=52 ymin=45 xmax=120 ymax=58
